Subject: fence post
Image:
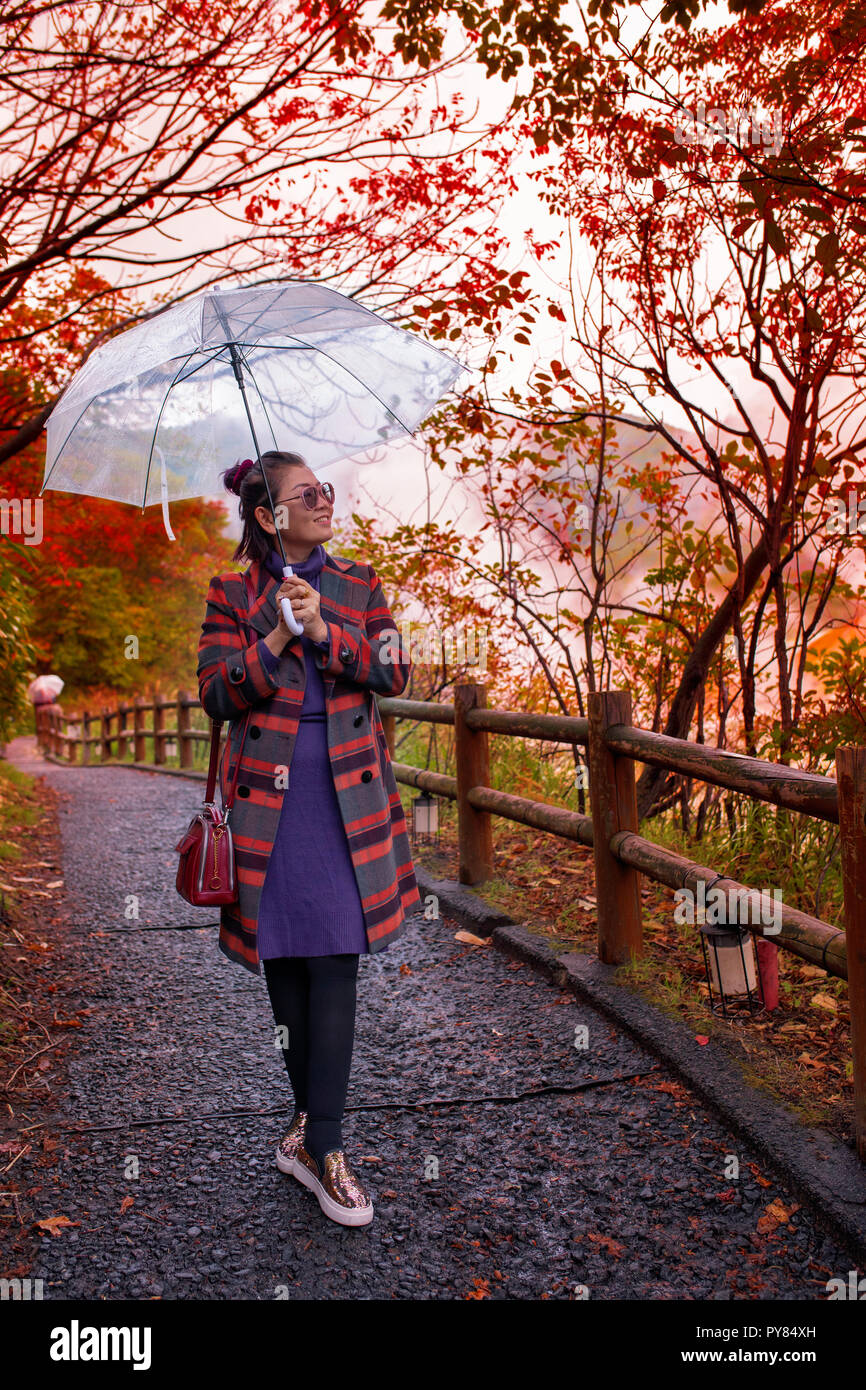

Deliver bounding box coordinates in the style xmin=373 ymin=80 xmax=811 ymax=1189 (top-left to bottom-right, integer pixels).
xmin=101 ymin=705 xmax=112 ymax=761
xmin=178 ymin=690 xmax=193 ymax=769
xmin=153 ymin=687 xmax=166 ymax=764
xmin=117 ymin=701 xmax=128 ymax=761
xmin=836 ymin=746 xmax=866 ymax=1160
xmin=67 ymin=711 xmax=77 ymax=764
xmin=82 ymin=709 xmax=90 ymax=765
xmin=588 ymin=689 xmax=643 ymax=965
xmin=134 ymin=696 xmax=146 ymax=763
xmin=454 ymin=680 xmax=492 ymax=885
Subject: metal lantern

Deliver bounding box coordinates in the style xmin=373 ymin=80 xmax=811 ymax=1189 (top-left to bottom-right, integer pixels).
xmin=699 ymin=921 xmax=763 ymax=1018
xmin=410 ymin=790 xmax=439 ymax=847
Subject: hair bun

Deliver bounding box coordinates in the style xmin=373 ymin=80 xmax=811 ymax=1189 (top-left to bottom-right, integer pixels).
xmin=224 ymin=457 xmax=257 ymax=495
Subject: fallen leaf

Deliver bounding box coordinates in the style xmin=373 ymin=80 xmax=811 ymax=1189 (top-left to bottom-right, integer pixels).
xmin=695 ymin=1035 xmax=709 ymax=1045
xmin=750 ymin=1169 xmax=773 ymax=1189
xmin=587 ymin=1231 xmax=624 ymax=1257
xmin=35 ymin=1215 xmax=79 ymax=1235
xmin=46 ymin=880 xmax=64 ymax=889
xmin=797 ymin=1051 xmax=826 ymax=1069
xmin=120 ymin=1195 xmax=134 ymax=1214
xmin=466 ymin=1277 xmax=491 ymax=1299
xmin=765 ymin=1199 xmax=793 ymax=1223
xmin=757 ymin=1198 xmax=798 ymax=1234
xmin=810 ymin=992 xmax=838 ymax=1013
xmin=454 ymin=930 xmax=490 ymax=946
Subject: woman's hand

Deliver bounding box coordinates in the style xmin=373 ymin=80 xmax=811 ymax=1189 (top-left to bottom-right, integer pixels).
xmin=273 ymin=576 xmax=328 ymax=644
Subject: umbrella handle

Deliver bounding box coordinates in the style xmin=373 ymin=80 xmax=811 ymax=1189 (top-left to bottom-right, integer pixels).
xmin=280 ymin=566 xmax=306 ymax=637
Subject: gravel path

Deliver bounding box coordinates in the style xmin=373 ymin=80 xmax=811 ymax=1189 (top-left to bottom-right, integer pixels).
xmin=14 ymin=752 xmax=857 ymax=1300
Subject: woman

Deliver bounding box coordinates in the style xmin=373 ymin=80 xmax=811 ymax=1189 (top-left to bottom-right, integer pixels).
xmin=197 ymin=450 xmax=422 ymax=1228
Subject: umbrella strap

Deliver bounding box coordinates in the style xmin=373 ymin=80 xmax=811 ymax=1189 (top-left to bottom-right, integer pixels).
xmin=205 ymin=568 xmax=256 ymax=809
xmin=155 ymin=446 xmax=176 ymax=541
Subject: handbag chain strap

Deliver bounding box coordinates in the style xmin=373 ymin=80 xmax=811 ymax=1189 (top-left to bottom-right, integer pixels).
xmin=204 ymin=568 xmax=258 ymax=814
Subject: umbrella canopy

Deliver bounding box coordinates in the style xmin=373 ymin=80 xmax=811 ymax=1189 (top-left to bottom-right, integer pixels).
xmin=41 ymin=279 xmax=466 ymax=510
xmin=27 ymin=675 xmax=64 ymax=704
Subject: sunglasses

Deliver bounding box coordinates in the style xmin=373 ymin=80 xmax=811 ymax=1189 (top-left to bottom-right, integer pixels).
xmin=274 ymin=482 xmax=335 ymax=512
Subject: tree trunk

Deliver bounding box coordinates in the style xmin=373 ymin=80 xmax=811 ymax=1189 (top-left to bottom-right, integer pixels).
xmin=635 ymin=532 xmax=776 ymax=818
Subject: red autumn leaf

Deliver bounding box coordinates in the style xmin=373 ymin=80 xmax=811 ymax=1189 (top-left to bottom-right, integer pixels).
xmin=35 ymin=1214 xmax=79 ymax=1236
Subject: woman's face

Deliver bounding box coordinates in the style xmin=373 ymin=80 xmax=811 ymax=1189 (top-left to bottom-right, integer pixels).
xmin=254 ymin=466 xmax=334 ymax=553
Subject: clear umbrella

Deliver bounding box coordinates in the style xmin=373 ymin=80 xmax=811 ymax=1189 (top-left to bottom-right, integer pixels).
xmin=41 ymin=278 xmax=467 ymax=633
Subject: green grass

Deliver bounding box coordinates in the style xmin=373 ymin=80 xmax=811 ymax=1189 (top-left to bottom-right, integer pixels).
xmin=646 ymin=794 xmax=843 ymax=927
xmin=0 ymin=758 xmax=41 ymax=834
xmin=615 ymin=951 xmax=707 ymax=1026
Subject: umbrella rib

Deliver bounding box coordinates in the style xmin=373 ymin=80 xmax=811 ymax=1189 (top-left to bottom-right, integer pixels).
xmin=244 ymin=333 xmax=415 ymax=434
xmin=225 ymin=278 xmax=463 ymax=373
xmin=140 ymin=346 xmax=224 ymax=511
xmin=236 ymin=344 xmax=280 ymax=452
xmin=42 ymin=344 xmax=222 ymax=504
xmin=170 ymin=343 xmax=232 ymax=386
xmin=42 ymin=393 xmax=110 ymax=495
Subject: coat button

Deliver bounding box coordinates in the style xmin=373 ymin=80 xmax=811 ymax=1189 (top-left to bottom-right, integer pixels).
xmin=237 ymin=785 xmax=250 ymax=797
xmin=353 ymin=714 xmax=363 ymax=727
xmin=340 ymin=647 xmax=350 ymax=662
xmin=250 ymin=726 xmax=261 ymax=739
xmin=361 ymin=769 xmax=372 ymax=783
xmin=230 ymin=663 xmax=244 ymax=682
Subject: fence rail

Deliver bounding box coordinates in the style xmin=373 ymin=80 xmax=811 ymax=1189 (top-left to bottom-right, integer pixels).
xmin=35 ymin=681 xmax=866 ymax=1160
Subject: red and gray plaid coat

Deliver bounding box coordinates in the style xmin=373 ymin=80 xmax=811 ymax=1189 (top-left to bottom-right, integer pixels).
xmin=196 ymin=549 xmax=422 ymax=974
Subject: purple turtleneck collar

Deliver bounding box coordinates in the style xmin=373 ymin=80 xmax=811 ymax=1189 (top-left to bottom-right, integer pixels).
xmin=263 ymin=543 xmax=326 ymax=584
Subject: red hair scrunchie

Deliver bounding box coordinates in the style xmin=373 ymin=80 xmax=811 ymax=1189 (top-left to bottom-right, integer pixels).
xmin=229 ymin=457 xmax=257 ymax=493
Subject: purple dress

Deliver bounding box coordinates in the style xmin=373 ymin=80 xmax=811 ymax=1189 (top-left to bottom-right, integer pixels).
xmin=254 ymin=544 xmax=369 ymax=959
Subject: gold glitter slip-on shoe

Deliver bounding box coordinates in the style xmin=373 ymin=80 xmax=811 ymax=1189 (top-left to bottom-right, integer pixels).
xmin=292 ymin=1144 xmax=374 ymax=1227
xmin=275 ymin=1111 xmax=308 ymax=1175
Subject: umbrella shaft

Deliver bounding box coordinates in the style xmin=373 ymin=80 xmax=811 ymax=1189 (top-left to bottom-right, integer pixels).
xmin=224 ymin=335 xmax=287 ymax=570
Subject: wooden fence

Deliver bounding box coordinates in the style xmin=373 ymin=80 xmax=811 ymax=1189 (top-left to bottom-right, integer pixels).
xmin=36 ymin=682 xmax=866 ymax=1160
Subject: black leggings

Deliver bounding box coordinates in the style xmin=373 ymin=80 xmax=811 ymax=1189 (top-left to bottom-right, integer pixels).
xmin=263 ymin=953 xmax=359 ymax=1170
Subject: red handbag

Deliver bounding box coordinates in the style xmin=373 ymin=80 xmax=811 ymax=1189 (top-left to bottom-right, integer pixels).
xmin=174 ymin=569 xmax=257 ymax=906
